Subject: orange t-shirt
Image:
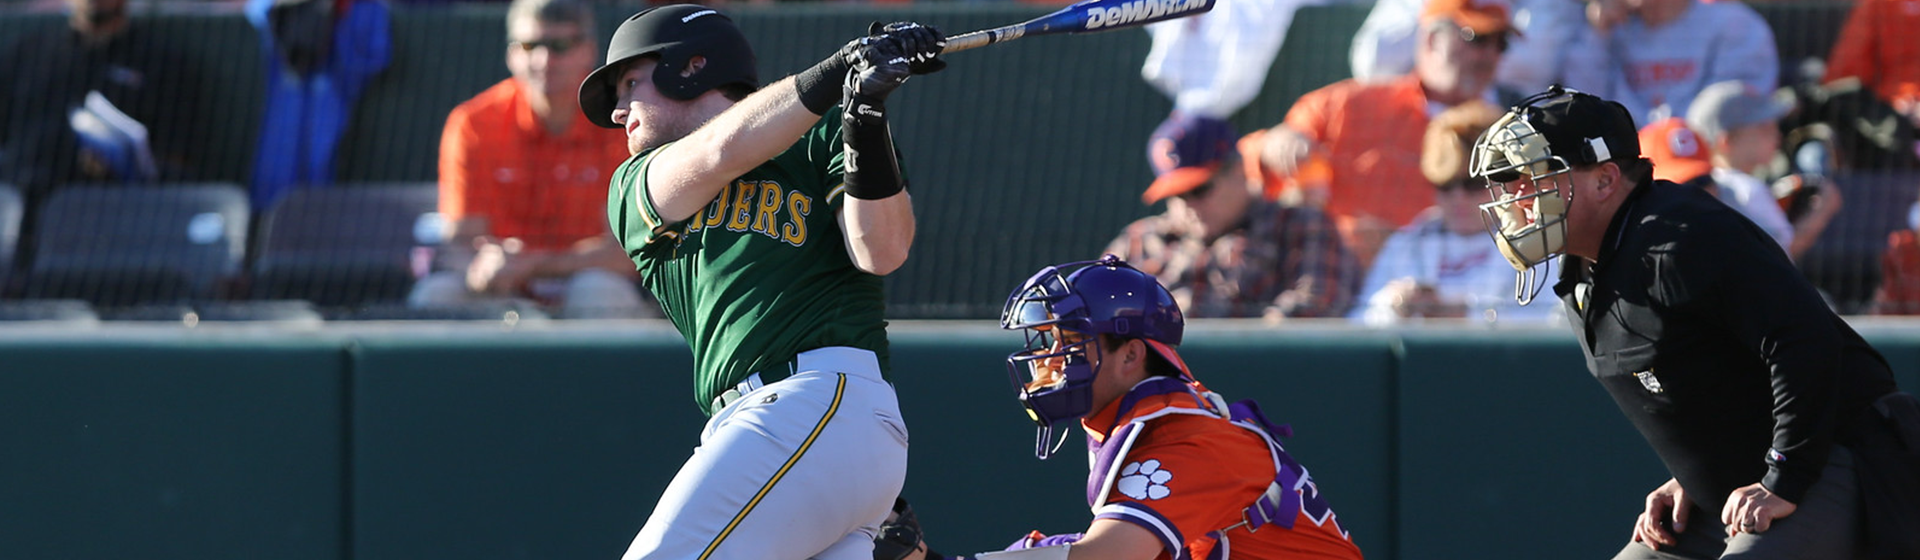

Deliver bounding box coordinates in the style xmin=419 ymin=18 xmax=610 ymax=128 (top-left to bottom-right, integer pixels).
xmin=1824 ymin=0 xmax=1920 ymax=108
xmin=1278 ymin=75 xmax=1436 ymax=230
xmin=1081 ymin=380 xmax=1362 ymax=560
xmin=439 ymin=79 xmax=633 ymax=253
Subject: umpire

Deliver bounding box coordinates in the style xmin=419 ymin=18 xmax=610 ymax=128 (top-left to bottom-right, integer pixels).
xmin=1469 ymin=86 xmax=1920 ymax=560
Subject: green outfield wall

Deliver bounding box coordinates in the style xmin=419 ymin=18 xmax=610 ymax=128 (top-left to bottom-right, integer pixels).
xmin=2 ymin=321 xmax=1914 ymax=560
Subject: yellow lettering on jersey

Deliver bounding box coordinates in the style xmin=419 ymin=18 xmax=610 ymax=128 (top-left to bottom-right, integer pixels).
xmin=704 ymin=182 xmax=734 ymax=229
xmin=781 ymin=191 xmax=811 ymax=246
xmin=686 ymin=201 xmax=707 ymax=235
xmin=726 ymin=181 xmax=757 ymax=232
xmin=751 ymin=183 xmax=783 ymax=237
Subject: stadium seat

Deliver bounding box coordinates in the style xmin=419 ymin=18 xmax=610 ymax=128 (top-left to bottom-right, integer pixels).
xmin=194 ymin=300 xmax=324 ymax=325
xmin=0 ymin=184 xmax=20 ymax=294
xmin=98 ymin=304 xmax=199 ymax=323
xmin=0 ymin=299 xmax=98 ymax=323
xmin=334 ymin=301 xmax=548 ymax=324
xmin=22 ymin=184 xmax=249 ymax=307
xmin=91 ymin=301 xmax=325 ymax=326
xmin=249 ymin=183 xmax=438 ymax=308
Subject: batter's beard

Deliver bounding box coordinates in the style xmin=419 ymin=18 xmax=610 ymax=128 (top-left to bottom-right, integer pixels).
xmin=625 ymin=126 xmax=678 ymax=156
xmin=625 ymin=110 xmax=715 ymax=156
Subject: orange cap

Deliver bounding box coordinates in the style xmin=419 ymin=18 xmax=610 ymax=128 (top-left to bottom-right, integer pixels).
xmin=1421 ymin=0 xmax=1516 ymax=37
xmin=1638 ymin=117 xmax=1712 ymax=184
xmin=1142 ymin=113 xmax=1237 ymax=205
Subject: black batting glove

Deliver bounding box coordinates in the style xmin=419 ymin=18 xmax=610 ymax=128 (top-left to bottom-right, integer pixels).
xmin=870 ymin=21 xmax=947 ymax=75
xmin=843 ymin=35 xmax=914 ymax=102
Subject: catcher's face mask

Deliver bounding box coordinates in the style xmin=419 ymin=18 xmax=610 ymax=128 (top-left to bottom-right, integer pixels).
xmin=1471 ymin=98 xmax=1574 ymax=305
xmin=1002 ymin=265 xmax=1102 ymax=461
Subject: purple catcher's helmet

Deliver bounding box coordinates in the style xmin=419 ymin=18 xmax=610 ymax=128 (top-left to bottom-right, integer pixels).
xmin=1000 ymin=254 xmax=1185 ymax=459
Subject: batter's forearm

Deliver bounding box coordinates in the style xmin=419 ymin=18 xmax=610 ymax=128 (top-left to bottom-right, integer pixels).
xmin=646 ymin=75 xmax=822 ymax=224
xmin=841 ymin=192 xmax=915 ymax=275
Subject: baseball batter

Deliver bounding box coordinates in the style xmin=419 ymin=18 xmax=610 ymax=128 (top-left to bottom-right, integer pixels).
xmin=909 ymin=257 xmax=1363 ymax=560
xmin=575 ymin=5 xmax=945 ymax=559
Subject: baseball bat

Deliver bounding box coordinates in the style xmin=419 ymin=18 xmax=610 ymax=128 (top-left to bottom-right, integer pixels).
xmin=941 ymin=0 xmax=1216 ymax=54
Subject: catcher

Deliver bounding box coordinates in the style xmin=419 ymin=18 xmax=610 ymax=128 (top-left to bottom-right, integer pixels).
xmin=878 ymin=256 xmax=1364 ymax=560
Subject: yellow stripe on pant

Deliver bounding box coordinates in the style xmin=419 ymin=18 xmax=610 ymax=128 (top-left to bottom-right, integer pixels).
xmin=699 ymin=373 xmax=848 ymax=560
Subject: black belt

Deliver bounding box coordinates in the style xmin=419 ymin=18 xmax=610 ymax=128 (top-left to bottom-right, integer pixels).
xmin=710 ymin=359 xmax=798 ymax=412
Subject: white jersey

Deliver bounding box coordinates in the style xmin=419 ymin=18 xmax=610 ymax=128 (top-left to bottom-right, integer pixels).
xmin=1350 ymin=210 xmax=1562 ymax=325
xmin=1561 ymin=0 xmax=1778 ymax=125
xmin=1711 ymin=167 xmax=1795 ymax=253
xmin=1141 ymin=0 xmax=1322 ymax=118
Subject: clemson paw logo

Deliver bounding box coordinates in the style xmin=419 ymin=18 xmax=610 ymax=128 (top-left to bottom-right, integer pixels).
xmin=1117 ymin=459 xmax=1173 ymax=500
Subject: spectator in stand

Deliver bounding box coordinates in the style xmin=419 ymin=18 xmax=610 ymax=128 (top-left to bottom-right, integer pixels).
xmin=0 ymin=0 xmax=202 ymax=284
xmin=1349 ymin=0 xmax=1587 ymax=98
xmin=1350 ymin=101 xmax=1558 ymax=325
xmin=411 ymin=0 xmax=649 ymax=318
xmin=245 ymin=0 xmax=392 ymax=211
xmin=1141 ymin=0 xmax=1322 ymax=124
xmin=1824 ymin=0 xmax=1920 ymax=128
xmin=1561 ymin=0 xmax=1777 ymax=126
xmin=1106 ymin=113 xmax=1360 ymax=320
xmin=1637 ymin=117 xmax=1715 ymax=193
xmin=1873 ymin=203 xmax=1920 ymax=314
xmin=0 ymin=0 xmax=202 ymax=189
xmin=1687 ymin=80 xmax=1841 ymax=263
xmin=1248 ymin=0 xmax=1513 ymax=267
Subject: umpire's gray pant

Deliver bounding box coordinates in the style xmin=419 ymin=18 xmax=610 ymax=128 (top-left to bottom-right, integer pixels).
xmin=1610 ymin=447 xmax=1858 ymax=560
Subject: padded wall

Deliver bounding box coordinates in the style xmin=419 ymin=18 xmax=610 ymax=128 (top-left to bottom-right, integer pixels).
xmin=2 ymin=323 xmax=1917 ymax=559
xmin=0 ymin=335 xmax=346 ymax=560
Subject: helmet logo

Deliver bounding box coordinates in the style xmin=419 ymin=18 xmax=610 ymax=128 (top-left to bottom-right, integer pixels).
xmin=1665 ymin=128 xmax=1700 ymax=158
xmin=680 ymin=9 xmax=717 ymax=23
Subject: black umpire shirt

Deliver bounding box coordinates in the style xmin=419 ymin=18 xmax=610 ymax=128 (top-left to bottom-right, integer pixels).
xmin=1554 ymin=179 xmax=1898 ymax=508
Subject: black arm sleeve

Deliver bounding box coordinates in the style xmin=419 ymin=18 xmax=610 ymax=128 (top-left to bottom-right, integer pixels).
xmin=840 ymin=95 xmax=904 ymax=200
xmin=1666 ymin=220 xmax=1844 ymax=504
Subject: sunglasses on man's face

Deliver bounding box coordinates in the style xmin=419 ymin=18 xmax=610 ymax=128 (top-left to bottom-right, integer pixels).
xmin=1454 ymin=26 xmax=1509 ymax=53
xmin=510 ymin=35 xmax=586 ymax=54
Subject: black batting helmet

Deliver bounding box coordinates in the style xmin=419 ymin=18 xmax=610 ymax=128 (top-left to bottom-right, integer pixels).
xmin=578 ymin=4 xmax=759 ymax=129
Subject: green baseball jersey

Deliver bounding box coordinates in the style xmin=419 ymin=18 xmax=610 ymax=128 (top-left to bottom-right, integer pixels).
xmin=607 ymin=107 xmax=892 ymax=416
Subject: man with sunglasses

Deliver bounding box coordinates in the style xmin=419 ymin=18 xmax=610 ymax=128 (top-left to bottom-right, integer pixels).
xmin=416 ymin=0 xmax=650 ymax=317
xmin=1246 ymin=0 xmax=1516 ymax=270
xmin=1349 ymin=0 xmax=1588 ymax=95
xmin=1105 ymin=113 xmax=1360 ymax=320
xmin=1473 ymin=86 xmax=1917 ymax=560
